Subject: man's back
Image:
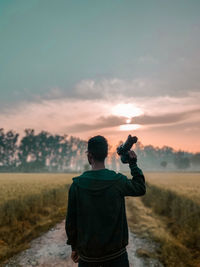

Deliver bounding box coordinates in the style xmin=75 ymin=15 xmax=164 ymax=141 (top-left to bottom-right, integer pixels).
xmin=65 ymin=166 xmax=145 ymax=262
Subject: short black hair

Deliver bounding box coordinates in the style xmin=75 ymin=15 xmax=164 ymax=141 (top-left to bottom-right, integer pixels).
xmin=87 ymin=135 xmax=108 ymax=162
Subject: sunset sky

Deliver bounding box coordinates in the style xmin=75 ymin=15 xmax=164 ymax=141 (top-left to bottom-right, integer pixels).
xmin=1 ymin=0 xmax=200 ymax=152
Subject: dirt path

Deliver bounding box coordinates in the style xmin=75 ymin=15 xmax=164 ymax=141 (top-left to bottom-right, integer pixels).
xmin=3 ymin=221 xmax=163 ymax=267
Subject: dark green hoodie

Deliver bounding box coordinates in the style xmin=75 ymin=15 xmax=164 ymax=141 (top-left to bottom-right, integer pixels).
xmin=65 ymin=163 xmax=145 ymax=262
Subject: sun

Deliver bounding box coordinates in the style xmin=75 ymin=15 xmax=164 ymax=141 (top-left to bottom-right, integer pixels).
xmin=111 ymin=103 xmax=143 ymax=118
xmin=111 ymin=103 xmax=143 ymax=131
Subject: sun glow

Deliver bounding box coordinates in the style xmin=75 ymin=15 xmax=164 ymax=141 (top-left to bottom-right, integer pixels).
xmin=111 ymin=103 xmax=143 ymax=131
xmin=119 ymin=124 xmax=140 ymax=131
xmin=111 ymin=103 xmax=143 ymax=118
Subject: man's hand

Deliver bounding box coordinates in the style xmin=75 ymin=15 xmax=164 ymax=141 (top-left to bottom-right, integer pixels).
xmin=128 ymin=150 xmax=137 ymax=164
xmin=71 ymin=250 xmax=79 ymax=263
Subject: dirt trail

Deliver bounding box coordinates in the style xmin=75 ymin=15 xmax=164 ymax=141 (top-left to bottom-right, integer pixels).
xmin=3 ymin=221 xmax=163 ymax=267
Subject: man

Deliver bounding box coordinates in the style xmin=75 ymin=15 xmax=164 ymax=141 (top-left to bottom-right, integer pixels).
xmin=65 ymin=135 xmax=146 ymax=267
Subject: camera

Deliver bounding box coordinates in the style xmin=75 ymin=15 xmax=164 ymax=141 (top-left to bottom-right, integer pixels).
xmin=117 ymin=135 xmax=138 ymax=163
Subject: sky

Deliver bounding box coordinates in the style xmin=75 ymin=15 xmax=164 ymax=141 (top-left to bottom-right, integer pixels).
xmin=0 ymin=0 xmax=200 ymax=152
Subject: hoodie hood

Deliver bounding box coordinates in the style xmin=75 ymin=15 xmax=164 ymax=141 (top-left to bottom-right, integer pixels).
xmin=72 ymin=169 xmax=122 ymax=194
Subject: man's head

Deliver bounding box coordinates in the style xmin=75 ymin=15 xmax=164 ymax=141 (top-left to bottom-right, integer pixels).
xmin=87 ymin=135 xmax=108 ymax=164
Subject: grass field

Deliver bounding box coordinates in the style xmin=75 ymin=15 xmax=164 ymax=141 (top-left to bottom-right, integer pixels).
xmin=0 ymin=173 xmax=73 ymax=205
xmin=0 ymin=173 xmax=75 ymax=262
xmin=0 ymin=172 xmax=199 ymax=266
xmin=145 ymin=172 xmax=200 ymax=204
xmin=140 ymin=172 xmax=200 ymax=267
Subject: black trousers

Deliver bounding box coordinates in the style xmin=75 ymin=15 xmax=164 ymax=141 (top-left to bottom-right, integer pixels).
xmin=78 ymin=251 xmax=129 ymax=267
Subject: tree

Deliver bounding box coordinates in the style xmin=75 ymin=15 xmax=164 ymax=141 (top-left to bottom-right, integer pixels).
xmin=160 ymin=161 xmax=167 ymax=168
xmin=0 ymin=128 xmax=19 ymax=170
xmin=191 ymin=153 xmax=200 ymax=167
xmin=83 ymin=163 xmax=90 ymax=171
xmin=174 ymin=151 xmax=191 ymax=170
xmin=18 ymin=129 xmax=37 ymax=171
xmin=110 ymin=152 xmax=117 ymax=171
xmin=69 ymin=137 xmax=87 ymax=171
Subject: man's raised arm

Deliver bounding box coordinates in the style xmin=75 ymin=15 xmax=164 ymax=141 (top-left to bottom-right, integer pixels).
xmin=118 ymin=150 xmax=146 ymax=197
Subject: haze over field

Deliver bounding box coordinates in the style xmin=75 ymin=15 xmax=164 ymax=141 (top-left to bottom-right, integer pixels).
xmin=1 ymin=0 xmax=200 ymax=152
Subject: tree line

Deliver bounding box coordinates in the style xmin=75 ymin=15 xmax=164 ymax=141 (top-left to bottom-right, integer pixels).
xmin=0 ymin=128 xmax=87 ymax=172
xmin=0 ymin=128 xmax=200 ymax=172
xmin=110 ymin=141 xmax=200 ymax=172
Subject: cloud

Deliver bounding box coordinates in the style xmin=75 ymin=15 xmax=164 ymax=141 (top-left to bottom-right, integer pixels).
xmin=67 ymin=108 xmax=200 ymax=133
xmin=132 ymin=92 xmax=200 ymax=115
xmin=73 ymin=78 xmax=162 ymax=99
xmin=68 ymin=115 xmax=127 ymax=132
xmin=72 ymin=61 xmax=200 ymax=100
xmin=131 ymin=109 xmax=200 ymax=125
xmin=0 ymin=98 xmax=112 ymax=135
xmin=72 ymin=26 xmax=200 ymax=101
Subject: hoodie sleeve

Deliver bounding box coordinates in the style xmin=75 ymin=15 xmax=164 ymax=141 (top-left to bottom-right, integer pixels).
xmin=118 ymin=163 xmax=146 ymax=197
xmin=65 ymin=183 xmax=77 ymax=250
